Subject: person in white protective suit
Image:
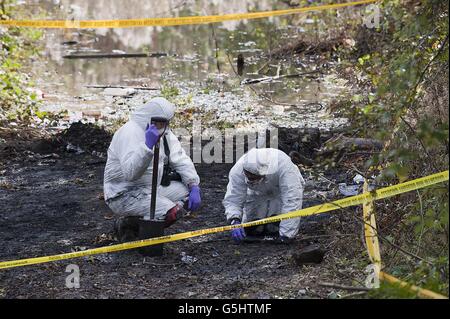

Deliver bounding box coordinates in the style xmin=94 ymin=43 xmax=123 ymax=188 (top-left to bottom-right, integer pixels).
xmin=103 ymin=97 xmax=201 ymax=241
xmin=223 ymin=148 xmax=305 ymax=244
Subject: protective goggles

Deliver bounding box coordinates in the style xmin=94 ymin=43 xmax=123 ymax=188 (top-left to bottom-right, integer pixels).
xmin=150 ymin=117 xmax=169 ymax=126
xmin=243 ymin=169 xmax=265 ymax=182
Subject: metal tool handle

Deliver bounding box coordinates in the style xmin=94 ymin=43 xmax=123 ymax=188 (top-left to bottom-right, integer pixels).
xmin=150 ymin=140 xmax=160 ymax=220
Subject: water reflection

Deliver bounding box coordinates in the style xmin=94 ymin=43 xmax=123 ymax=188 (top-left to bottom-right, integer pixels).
xmin=35 ymin=13 xmax=300 ymax=95
xmin=27 ymin=0 xmax=362 ymax=129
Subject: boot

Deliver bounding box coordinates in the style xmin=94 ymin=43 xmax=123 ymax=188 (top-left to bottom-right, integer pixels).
xmin=245 ymin=225 xmax=265 ymax=236
xmin=264 ymin=221 xmax=280 ymax=236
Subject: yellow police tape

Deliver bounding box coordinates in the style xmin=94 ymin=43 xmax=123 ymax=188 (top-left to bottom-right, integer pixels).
xmin=0 ymin=170 xmax=447 ymax=270
xmin=363 ymin=180 xmax=381 ymax=267
xmin=0 ymin=0 xmax=377 ymax=29
xmin=379 ymin=272 xmax=448 ymax=299
xmin=361 ymin=179 xmax=448 ymax=299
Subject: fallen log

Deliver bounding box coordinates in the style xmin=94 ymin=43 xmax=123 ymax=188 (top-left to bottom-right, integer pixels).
xmin=289 ymin=150 xmax=314 ymax=167
xmin=241 ymin=70 xmax=320 ymax=85
xmin=318 ymin=282 xmax=371 ymax=292
xmin=61 ymin=40 xmax=78 ymax=46
xmin=63 ymin=52 xmax=167 ymax=59
xmin=318 ymin=136 xmax=383 ymax=157
xmin=270 ymin=37 xmax=344 ymax=58
xmin=85 ymin=85 xmax=158 ymax=91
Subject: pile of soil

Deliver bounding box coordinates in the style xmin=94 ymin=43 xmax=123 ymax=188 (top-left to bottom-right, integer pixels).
xmin=278 ymin=127 xmax=321 ymax=160
xmin=57 ymin=122 xmax=113 ymax=153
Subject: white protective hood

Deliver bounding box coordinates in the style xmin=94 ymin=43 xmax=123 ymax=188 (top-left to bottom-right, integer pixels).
xmin=130 ymin=97 xmax=175 ymax=129
xmin=242 ymin=148 xmax=272 ymax=176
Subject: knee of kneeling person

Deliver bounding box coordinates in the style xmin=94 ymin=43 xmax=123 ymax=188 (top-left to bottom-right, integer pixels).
xmin=161 ymin=181 xmax=190 ymax=202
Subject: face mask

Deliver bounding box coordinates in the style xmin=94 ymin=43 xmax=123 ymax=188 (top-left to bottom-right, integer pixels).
xmin=153 ymin=123 xmax=168 ymax=135
xmin=151 ymin=117 xmax=169 ymax=135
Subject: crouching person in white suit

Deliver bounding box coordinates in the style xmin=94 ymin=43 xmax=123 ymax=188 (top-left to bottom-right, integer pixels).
xmin=223 ymin=148 xmax=305 ymax=243
xmin=104 ymin=97 xmax=201 ymax=241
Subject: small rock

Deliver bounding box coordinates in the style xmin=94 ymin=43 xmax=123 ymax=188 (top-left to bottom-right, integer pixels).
xmin=66 ymin=143 xmax=84 ymax=154
xmin=298 ymin=289 xmax=307 ymax=295
xmin=293 ymin=244 xmax=325 ymax=265
xmin=57 ymin=239 xmax=73 ymax=246
xmin=92 ymin=151 xmax=105 ymax=158
xmin=39 ymin=153 xmax=60 ymax=159
xmin=181 ymin=252 xmax=197 ymax=264
xmin=327 ymin=291 xmax=341 ymax=299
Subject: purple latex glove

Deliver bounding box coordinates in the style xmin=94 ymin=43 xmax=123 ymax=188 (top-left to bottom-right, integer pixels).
xmin=188 ymin=185 xmax=201 ymax=211
xmin=231 ymin=219 xmax=246 ymax=243
xmin=145 ymin=124 xmax=160 ymax=150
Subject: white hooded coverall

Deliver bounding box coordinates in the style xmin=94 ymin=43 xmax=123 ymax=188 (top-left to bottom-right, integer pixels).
xmin=223 ymin=148 xmax=305 ymax=238
xmin=103 ymin=97 xmax=200 ymax=220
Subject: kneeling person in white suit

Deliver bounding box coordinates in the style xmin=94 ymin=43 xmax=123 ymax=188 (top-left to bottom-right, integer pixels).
xmin=103 ymin=97 xmax=201 ymax=241
xmin=223 ymin=148 xmax=305 ymax=243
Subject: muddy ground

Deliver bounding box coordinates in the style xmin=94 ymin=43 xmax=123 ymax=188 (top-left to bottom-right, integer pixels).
xmin=0 ymin=123 xmax=368 ymax=299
